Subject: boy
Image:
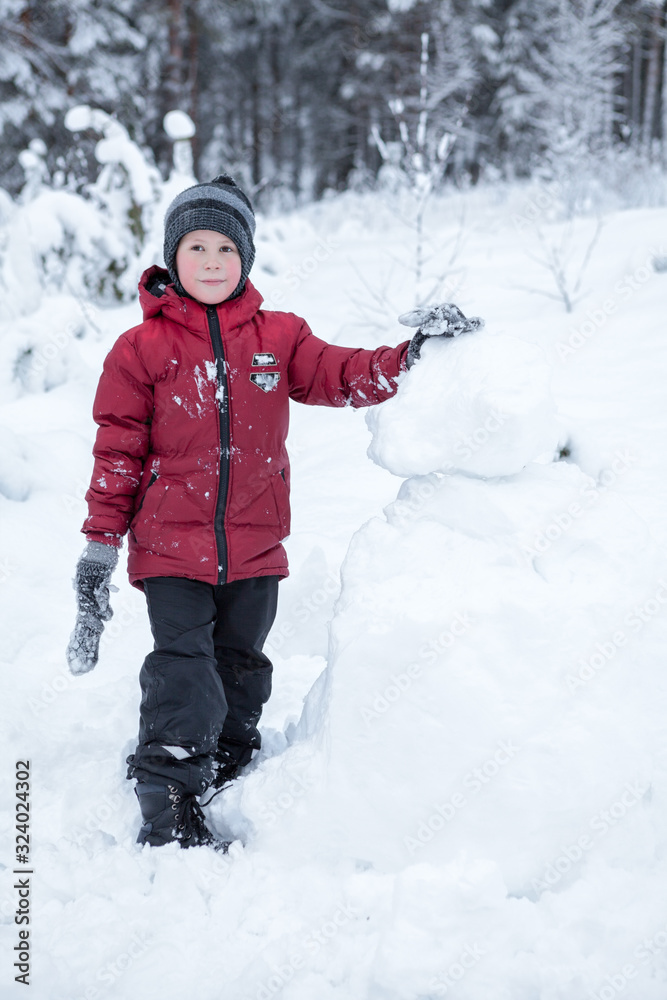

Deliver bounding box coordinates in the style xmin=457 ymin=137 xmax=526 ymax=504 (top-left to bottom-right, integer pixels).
xmin=66 ymin=174 xmax=480 ymax=850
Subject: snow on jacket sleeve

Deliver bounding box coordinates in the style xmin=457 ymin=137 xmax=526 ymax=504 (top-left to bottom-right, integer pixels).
xmin=83 ymin=334 xmax=154 ymax=545
xmin=287 ymin=319 xmax=410 ymax=408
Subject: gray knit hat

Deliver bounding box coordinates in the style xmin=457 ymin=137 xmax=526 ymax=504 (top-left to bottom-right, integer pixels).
xmin=163 ymin=174 xmax=256 ymax=300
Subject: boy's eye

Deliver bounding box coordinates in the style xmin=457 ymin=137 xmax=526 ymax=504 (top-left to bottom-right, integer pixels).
xmin=186 ymin=242 xmax=236 ymax=253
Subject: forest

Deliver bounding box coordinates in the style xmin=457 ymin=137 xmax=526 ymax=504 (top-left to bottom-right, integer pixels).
xmin=2 ymin=0 xmax=666 ymax=208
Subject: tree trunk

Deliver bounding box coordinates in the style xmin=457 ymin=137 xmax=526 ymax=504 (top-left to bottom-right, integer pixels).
xmin=642 ymin=4 xmax=665 ymax=156
xmin=251 ymin=66 xmax=261 ymax=186
xmin=661 ymin=2 xmax=667 ymax=165
xmin=165 ymin=0 xmax=185 ymax=111
xmin=186 ymin=3 xmax=199 ymax=165
xmin=292 ymin=75 xmax=303 ymax=197
xmin=631 ymin=36 xmax=642 ymax=137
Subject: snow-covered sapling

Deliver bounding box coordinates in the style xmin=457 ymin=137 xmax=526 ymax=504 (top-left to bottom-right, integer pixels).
xmin=366 ymin=32 xmax=470 ymax=313
xmin=519 ymin=218 xmax=604 ymax=313
xmin=164 ymin=109 xmax=196 ymax=180
xmin=400 ymin=302 xmax=484 ymax=368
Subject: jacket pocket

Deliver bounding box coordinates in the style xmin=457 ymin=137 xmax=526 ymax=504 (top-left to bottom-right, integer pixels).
xmin=134 ymin=471 xmax=158 ymax=517
xmin=271 ymin=469 xmax=291 ymax=539
xmin=130 ymin=474 xmax=165 ymax=545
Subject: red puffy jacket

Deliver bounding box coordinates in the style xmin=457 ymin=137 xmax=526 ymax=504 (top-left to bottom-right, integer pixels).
xmin=84 ymin=266 xmax=410 ymax=589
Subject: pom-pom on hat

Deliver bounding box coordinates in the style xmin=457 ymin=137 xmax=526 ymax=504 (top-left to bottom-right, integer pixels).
xmin=163 ymin=174 xmax=256 ymax=300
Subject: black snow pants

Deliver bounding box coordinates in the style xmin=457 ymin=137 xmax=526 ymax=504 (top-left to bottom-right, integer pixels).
xmin=126 ymin=575 xmax=279 ymax=795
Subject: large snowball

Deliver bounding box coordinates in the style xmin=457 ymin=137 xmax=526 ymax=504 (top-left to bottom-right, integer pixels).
xmin=366 ymin=330 xmax=561 ymax=477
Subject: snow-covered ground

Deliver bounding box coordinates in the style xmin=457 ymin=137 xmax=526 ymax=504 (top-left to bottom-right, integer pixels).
xmin=2 ymin=185 xmax=667 ymax=999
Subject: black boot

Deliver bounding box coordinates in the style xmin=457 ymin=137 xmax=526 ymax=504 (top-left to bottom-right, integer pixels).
xmin=134 ymin=781 xmax=230 ymax=851
xmin=210 ymin=747 xmax=243 ymax=789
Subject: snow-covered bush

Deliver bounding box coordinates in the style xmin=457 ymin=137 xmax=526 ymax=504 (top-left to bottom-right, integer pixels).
xmin=0 ymin=107 xmax=198 ymax=403
xmin=1 ymin=188 xmax=130 ymax=315
xmin=64 ymin=106 xmax=163 ymax=301
xmin=0 ymin=109 xmax=165 ymax=320
xmin=0 ymin=298 xmax=93 ymax=401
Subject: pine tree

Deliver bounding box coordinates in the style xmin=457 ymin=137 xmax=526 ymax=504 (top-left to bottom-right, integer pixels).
xmin=0 ymin=0 xmax=147 ymax=194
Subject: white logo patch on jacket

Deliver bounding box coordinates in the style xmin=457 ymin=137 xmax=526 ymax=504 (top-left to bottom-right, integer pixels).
xmin=250 ymin=372 xmax=281 ymax=392
xmin=252 ymin=353 xmax=277 ymax=366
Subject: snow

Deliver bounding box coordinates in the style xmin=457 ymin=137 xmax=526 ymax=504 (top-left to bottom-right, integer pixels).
xmin=163 ymin=110 xmax=196 ymax=141
xmin=366 ymin=330 xmax=561 ymax=477
xmin=2 ymin=185 xmax=667 ymax=999
xmin=63 ymin=105 xmax=96 ymax=132
xmin=66 ymin=106 xmax=157 ymax=205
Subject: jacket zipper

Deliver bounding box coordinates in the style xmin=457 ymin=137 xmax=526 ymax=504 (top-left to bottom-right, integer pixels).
xmin=206 ymin=306 xmax=231 ymax=585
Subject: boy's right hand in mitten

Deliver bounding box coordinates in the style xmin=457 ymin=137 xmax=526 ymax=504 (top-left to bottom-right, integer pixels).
xmin=66 ymin=541 xmax=119 ymax=675
xmin=400 ymin=303 xmax=484 ymax=368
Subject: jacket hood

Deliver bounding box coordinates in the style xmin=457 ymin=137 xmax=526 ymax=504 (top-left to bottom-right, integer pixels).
xmin=138 ymin=265 xmax=264 ymax=332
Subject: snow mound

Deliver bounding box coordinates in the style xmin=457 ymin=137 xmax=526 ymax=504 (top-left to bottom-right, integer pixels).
xmin=366 ymin=330 xmax=561 ymax=477
xmin=219 ymin=459 xmax=667 ymax=996
xmin=243 ymin=462 xmax=667 ymax=877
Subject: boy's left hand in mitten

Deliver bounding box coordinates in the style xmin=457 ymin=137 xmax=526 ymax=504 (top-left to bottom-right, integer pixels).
xmin=400 ymin=303 xmax=484 ymax=368
xmin=66 ymin=541 xmax=119 ymax=675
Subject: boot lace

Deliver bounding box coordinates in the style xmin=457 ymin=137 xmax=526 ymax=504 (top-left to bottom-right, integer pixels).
xmin=168 ymin=785 xmax=228 ymax=851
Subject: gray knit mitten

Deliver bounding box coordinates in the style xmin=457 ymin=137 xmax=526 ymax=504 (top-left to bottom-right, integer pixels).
xmin=400 ymin=303 xmax=485 ymax=368
xmin=66 ymin=541 xmax=119 ymax=675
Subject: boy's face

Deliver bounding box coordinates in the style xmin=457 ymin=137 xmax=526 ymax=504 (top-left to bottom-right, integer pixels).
xmin=175 ymin=230 xmax=242 ymax=304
